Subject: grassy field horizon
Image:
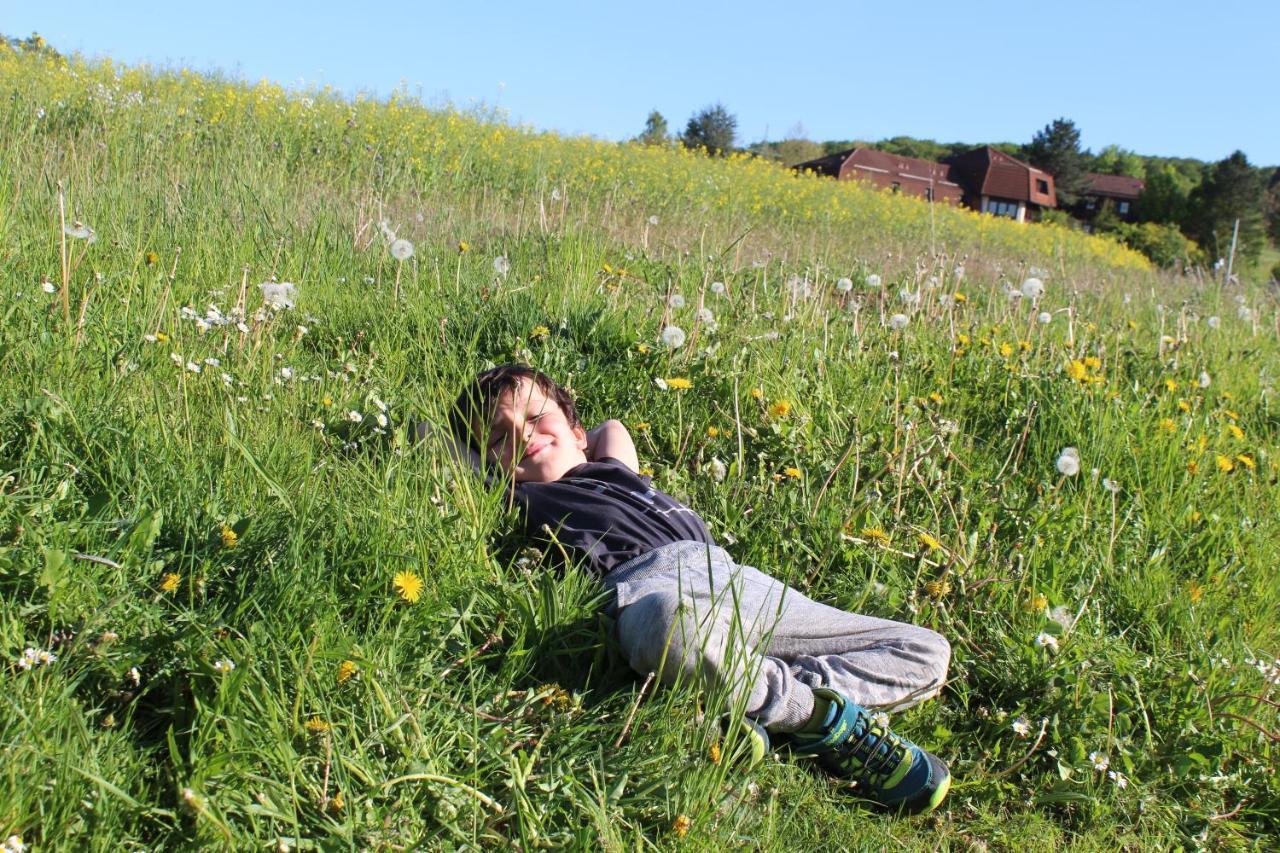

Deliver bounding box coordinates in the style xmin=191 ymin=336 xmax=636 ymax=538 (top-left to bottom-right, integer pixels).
xmin=2 ymin=46 xmax=1278 ymax=850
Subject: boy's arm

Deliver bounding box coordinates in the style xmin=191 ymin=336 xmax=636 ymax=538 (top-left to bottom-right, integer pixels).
xmin=585 ymin=419 xmax=640 ymax=474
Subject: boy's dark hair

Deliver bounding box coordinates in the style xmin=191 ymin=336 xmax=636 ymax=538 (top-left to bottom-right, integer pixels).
xmin=449 ymin=364 xmax=581 ymax=452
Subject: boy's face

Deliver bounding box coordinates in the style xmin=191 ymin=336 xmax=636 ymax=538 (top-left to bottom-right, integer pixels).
xmin=480 ymin=378 xmax=588 ymax=483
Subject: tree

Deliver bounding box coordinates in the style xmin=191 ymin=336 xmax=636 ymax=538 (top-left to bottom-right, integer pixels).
xmin=636 ymin=110 xmax=669 ymax=147
xmin=1091 ymin=144 xmax=1146 ymax=180
xmin=1134 ymin=164 xmax=1192 ymax=226
xmin=1265 ymin=168 xmax=1280 ymax=246
xmin=1023 ymin=118 xmax=1090 ymax=207
xmin=1186 ymin=150 xmax=1267 ymax=264
xmin=680 ymin=103 xmax=737 ymax=156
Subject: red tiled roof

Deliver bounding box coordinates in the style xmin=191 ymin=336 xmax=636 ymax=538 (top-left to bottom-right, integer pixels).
xmin=1085 ymin=173 xmax=1145 ymax=199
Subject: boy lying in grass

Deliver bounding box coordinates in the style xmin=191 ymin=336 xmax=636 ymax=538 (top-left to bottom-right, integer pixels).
xmin=446 ymin=364 xmax=953 ymax=813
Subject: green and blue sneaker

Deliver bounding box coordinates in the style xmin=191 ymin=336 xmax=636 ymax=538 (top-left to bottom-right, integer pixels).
xmin=790 ymin=688 xmax=950 ymax=813
xmin=719 ymin=713 xmax=771 ymax=767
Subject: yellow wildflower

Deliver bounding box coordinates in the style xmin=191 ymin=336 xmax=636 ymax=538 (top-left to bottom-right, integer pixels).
xmin=1083 ymin=357 xmax=1102 ymax=370
xmin=638 ymin=466 xmax=654 ymax=476
xmin=1215 ymin=455 xmax=1234 ymax=473
xmin=1066 ymin=360 xmax=1088 ymax=382
xmin=1187 ymin=582 xmax=1204 ymax=604
xmin=924 ymin=579 xmax=951 ymax=599
xmin=1222 ymin=408 xmax=1239 ymax=421
xmin=1127 ymin=320 xmax=1138 ymax=329
xmin=144 ymin=251 xmax=159 ymax=266
xmin=322 ymin=395 xmax=334 ymax=407
xmin=1226 ymin=424 xmax=1244 ymax=441
xmin=861 ymin=527 xmax=890 ymax=544
xmin=393 ymin=570 xmax=424 ymax=603
xmin=706 ymin=426 xmax=720 ymax=437
xmin=1188 ymin=510 xmax=1202 ymax=523
xmin=219 ymin=525 xmax=239 ymax=548
xmin=918 ymin=532 xmax=942 ymax=551
xmin=672 ymin=815 xmax=691 ymax=837
xmin=750 ymin=387 xmax=763 ymax=400
xmin=1158 ymin=418 xmax=1177 ymax=434
xmin=601 ymin=262 xmax=613 ymax=275
xmin=636 ymin=343 xmax=650 ymax=354
xmin=160 ymin=572 xmax=181 ymax=593
xmin=634 ymin=422 xmax=650 ymax=431
xmin=1028 ymin=593 xmax=1049 ymax=612
xmin=337 ymin=660 xmax=359 ymax=684
xmin=783 ymin=467 xmax=802 ymax=479
xmin=1187 ymin=460 xmax=1199 ymax=474
xmin=999 ymin=342 xmax=1014 ymax=358
xmin=457 ymin=241 xmax=469 ymax=253
xmin=328 ymin=790 xmax=344 ymax=813
xmin=530 ymin=325 xmax=550 ymax=340
xmin=768 ymin=400 xmax=793 ymax=418
xmin=665 ymin=377 xmax=692 ymax=390
xmin=1164 ymin=378 xmax=1179 ymax=393
xmin=953 ymin=292 xmax=967 ymax=303
xmin=708 ymin=741 xmax=722 ymax=764
xmin=154 ymin=331 xmax=170 ymax=344
xmin=1019 ymin=340 xmax=1032 ymax=353
xmin=1177 ymin=399 xmax=1191 ymax=413
xmin=1236 ymin=454 xmax=1255 ymax=470
xmin=304 ymin=716 xmax=331 ymax=735
xmin=956 ymin=333 xmax=970 ymax=347
xmin=928 ymin=392 xmax=944 ymax=406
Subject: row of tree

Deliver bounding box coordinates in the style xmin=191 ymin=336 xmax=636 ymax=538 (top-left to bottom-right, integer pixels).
xmin=638 ymin=106 xmax=1278 ymax=273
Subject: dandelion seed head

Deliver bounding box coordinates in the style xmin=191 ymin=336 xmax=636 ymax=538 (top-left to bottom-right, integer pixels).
xmin=259 ymin=282 xmax=297 ymax=310
xmin=1038 ymin=311 xmax=1052 ymax=324
xmin=1056 ymin=447 xmax=1081 ymax=477
xmin=660 ymin=325 xmax=686 ymax=348
xmin=865 ymin=273 xmax=882 ymax=288
xmin=1035 ymin=632 xmax=1059 ymax=651
xmin=709 ymin=281 xmax=726 ymax=295
xmin=41 ymin=280 xmax=57 ymax=294
xmin=887 ymin=313 xmax=909 ymax=331
xmin=389 ymin=238 xmax=414 ymax=261
xmin=1021 ymin=277 xmax=1045 ymax=299
xmin=667 ymin=293 xmax=686 ymax=309
xmin=493 ymin=255 xmax=510 ymax=276
xmin=1207 ymin=315 xmax=1221 ymax=330
xmin=835 ymin=277 xmax=853 ymax=293
xmin=647 ymin=215 xmax=659 ymax=226
xmin=64 ymin=220 xmax=95 ymax=241
xmin=1011 ymin=715 xmax=1031 ymax=737
xmin=708 ymin=457 xmax=727 ymax=482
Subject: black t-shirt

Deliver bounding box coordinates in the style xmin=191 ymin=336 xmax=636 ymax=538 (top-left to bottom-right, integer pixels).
xmin=513 ymin=457 xmax=714 ymax=575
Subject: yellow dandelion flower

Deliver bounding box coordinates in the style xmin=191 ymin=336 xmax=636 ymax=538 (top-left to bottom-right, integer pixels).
xmin=1066 ymin=360 xmax=1088 ymax=382
xmin=671 ymin=815 xmax=692 ymax=837
xmin=784 ymin=467 xmax=802 ymax=479
xmin=706 ymin=426 xmax=720 ymax=437
xmin=1083 ymin=357 xmax=1102 ymax=370
xmin=861 ymin=527 xmax=890 ymax=544
xmin=144 ymin=251 xmax=159 ymax=266
xmin=1215 ymin=454 xmax=1234 ymax=473
xmin=1188 ymin=510 xmax=1202 ymax=523
xmin=708 ymin=741 xmax=722 ymax=764
xmin=601 ymin=262 xmax=613 ymax=275
xmin=1226 ymin=424 xmax=1244 ymax=441
xmin=1177 ymin=399 xmax=1191 ymax=413
xmin=337 ymin=660 xmax=358 ymax=684
xmin=304 ymin=716 xmax=331 ymax=735
xmin=154 ymin=331 xmax=170 ymax=344
xmin=750 ymin=387 xmax=763 ymax=399
xmin=1027 ymin=593 xmax=1049 ymax=612
xmin=999 ymin=342 xmax=1014 ymax=358
xmin=1187 ymin=459 xmax=1199 ymax=474
xmin=923 ymin=579 xmax=951 ymax=599
xmin=1164 ymin=378 xmax=1179 ymax=393
xmin=1158 ymin=418 xmax=1177 ymax=434
xmin=160 ymin=573 xmax=181 ymax=593
xmin=1187 ymin=581 xmax=1204 ymax=604
xmin=393 ymin=570 xmax=424 ymax=603
xmin=636 ymin=343 xmax=650 ymax=354
xmin=220 ymin=524 xmax=239 ymax=548
xmin=953 ymin=292 xmax=967 ymax=303
xmin=918 ymin=532 xmax=942 ymax=551
xmin=956 ymin=333 xmax=971 ymax=347
xmin=1222 ymin=408 xmax=1239 ymax=421
xmin=457 ymin=241 xmax=469 ymax=253
xmin=638 ymin=466 xmax=654 ymax=476
xmin=768 ymin=400 xmax=793 ymax=418
xmin=530 ymin=325 xmax=551 ymax=340
xmin=928 ymin=392 xmax=944 ymax=405
xmin=1236 ymin=454 xmax=1255 ymax=470
xmin=665 ymin=377 xmax=692 ymax=390
xmin=1019 ymin=340 xmax=1032 ymax=353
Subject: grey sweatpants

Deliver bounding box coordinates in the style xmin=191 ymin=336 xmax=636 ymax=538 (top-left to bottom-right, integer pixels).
xmin=606 ymin=540 xmax=950 ymax=732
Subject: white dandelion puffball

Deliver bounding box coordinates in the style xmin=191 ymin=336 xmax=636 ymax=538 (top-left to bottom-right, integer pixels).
xmin=1056 ymin=447 xmax=1081 ymax=477
xmin=709 ymin=281 xmax=726 ymax=295
xmin=1199 ymin=371 xmax=1211 ymax=388
xmin=865 ymin=273 xmax=882 ymax=289
xmin=835 ymin=277 xmax=853 ymax=293
xmin=390 ymin=238 xmax=414 ymax=261
xmin=898 ymin=289 xmax=920 ymax=306
xmin=64 ymin=220 xmax=96 ymax=241
xmin=787 ymin=275 xmax=812 ymax=300
xmin=1035 ymin=632 xmax=1059 ymax=651
xmin=887 ymin=313 xmax=909 ymax=331
xmin=647 ymin=215 xmax=659 ymax=226
xmin=259 ymin=282 xmax=297 ymax=310
xmin=493 ymin=255 xmax=510 ymax=276
xmin=550 ymin=187 xmax=562 ymax=202
xmin=660 ymin=325 xmax=686 ymax=348
xmin=1021 ymin=277 xmax=1044 ymax=299
xmin=708 ymin=457 xmax=727 ymax=483
xmin=1038 ymin=311 xmax=1052 ymax=324
xmin=696 ymin=307 xmax=714 ymax=324
xmin=667 ymin=293 xmax=686 ymax=309
xmin=1237 ymin=305 xmax=1252 ymax=321
xmin=953 ymin=264 xmax=965 ymax=281
xmin=1207 ymin=315 xmax=1221 ymax=329
xmin=41 ymin=281 xmax=57 ymax=294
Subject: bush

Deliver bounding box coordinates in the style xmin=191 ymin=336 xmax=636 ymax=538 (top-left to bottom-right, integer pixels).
xmin=1117 ymin=221 xmax=1204 ymax=269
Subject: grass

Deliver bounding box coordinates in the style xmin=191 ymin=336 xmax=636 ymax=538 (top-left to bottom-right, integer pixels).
xmin=1 ymin=45 xmax=1278 ymax=849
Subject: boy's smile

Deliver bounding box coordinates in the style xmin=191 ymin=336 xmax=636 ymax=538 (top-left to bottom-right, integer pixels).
xmin=482 ymin=378 xmax=589 ymax=483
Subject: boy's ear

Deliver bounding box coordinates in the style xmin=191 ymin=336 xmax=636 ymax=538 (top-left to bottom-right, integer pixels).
xmin=573 ymin=423 xmax=588 ymax=450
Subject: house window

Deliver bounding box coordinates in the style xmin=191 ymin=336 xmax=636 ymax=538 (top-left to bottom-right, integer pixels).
xmin=1085 ymin=199 xmax=1096 ymax=211
xmin=1118 ymin=201 xmax=1130 ymax=215
xmin=1036 ymin=179 xmax=1049 ymax=195
xmin=984 ymin=198 xmax=1019 ymax=218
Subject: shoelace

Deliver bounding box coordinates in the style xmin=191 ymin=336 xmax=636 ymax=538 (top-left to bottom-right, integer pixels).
xmin=835 ymin=714 xmax=909 ymax=787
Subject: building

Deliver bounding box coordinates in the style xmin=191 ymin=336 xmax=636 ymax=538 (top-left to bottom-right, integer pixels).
xmin=941 ymin=147 xmax=1056 ymax=222
xmin=1078 ymin=173 xmax=1145 ymax=222
xmin=794 ymin=145 xmax=1056 ymax=222
xmin=793 ymin=147 xmax=964 ymax=204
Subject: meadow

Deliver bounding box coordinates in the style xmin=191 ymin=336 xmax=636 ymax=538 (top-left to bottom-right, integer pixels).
xmin=1 ymin=45 xmax=1278 ymax=850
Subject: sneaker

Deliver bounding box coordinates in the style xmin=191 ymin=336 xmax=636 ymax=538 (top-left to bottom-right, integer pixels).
xmin=719 ymin=713 xmax=771 ymax=767
xmin=790 ymin=688 xmax=950 ymax=813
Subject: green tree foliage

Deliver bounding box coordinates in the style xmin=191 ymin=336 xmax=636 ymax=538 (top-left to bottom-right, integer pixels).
xmin=1186 ymin=150 xmax=1267 ymax=263
xmin=1091 ymin=144 xmax=1146 ymax=179
xmin=636 ymin=110 xmax=669 ymax=147
xmin=680 ymin=103 xmax=737 ymax=156
xmin=1266 ymin=169 xmax=1280 ymax=245
xmin=1023 ymin=118 xmax=1091 ymax=207
xmin=749 ymin=138 xmax=825 ymax=166
xmin=1135 ymin=165 xmax=1192 ymax=226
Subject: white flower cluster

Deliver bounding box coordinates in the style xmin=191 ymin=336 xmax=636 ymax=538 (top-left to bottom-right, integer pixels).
xmin=180 ymin=303 xmax=249 ymax=334
xmin=16 ymin=647 xmax=57 ymax=670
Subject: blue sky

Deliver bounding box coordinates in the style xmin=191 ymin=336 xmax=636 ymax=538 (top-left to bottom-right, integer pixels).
xmin=9 ymin=0 xmax=1278 ymax=165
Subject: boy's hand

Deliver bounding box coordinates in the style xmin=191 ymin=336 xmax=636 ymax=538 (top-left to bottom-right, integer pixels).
xmin=585 ymin=419 xmax=639 ymax=474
